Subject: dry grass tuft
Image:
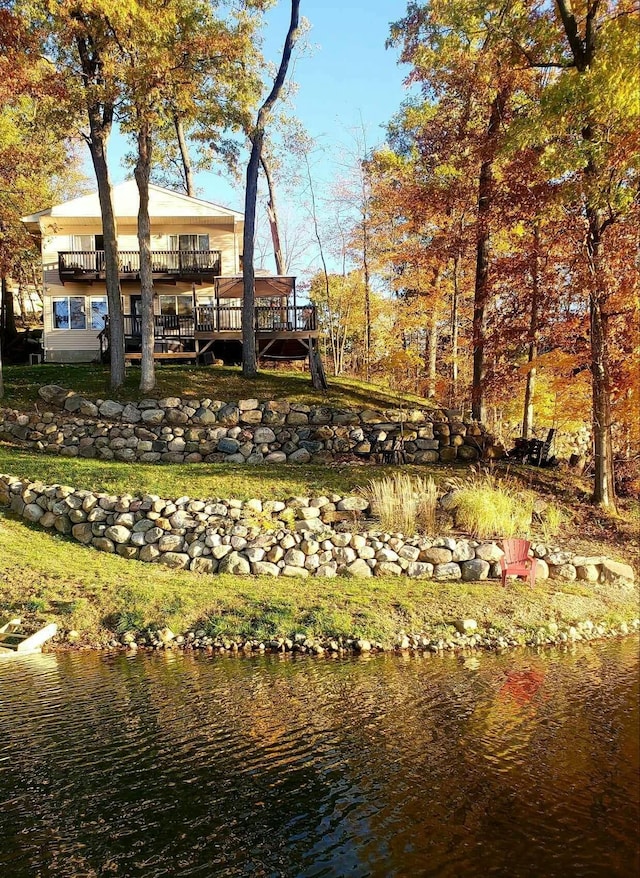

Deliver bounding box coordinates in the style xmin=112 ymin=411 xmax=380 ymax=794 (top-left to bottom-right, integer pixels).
xmin=448 ymin=472 xmax=535 ymax=539
xmin=364 ymin=472 xmax=438 ymax=535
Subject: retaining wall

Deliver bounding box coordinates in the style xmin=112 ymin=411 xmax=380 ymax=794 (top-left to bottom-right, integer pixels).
xmin=1 ymin=474 xmax=634 ymax=585
xmin=0 ymin=385 xmax=505 ymax=465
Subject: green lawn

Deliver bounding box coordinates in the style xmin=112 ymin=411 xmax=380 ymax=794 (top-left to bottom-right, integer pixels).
xmin=1 ymin=511 xmax=636 ymax=647
xmin=0 ymin=445 xmax=469 ymax=500
xmin=1 ymin=363 xmax=436 ymax=411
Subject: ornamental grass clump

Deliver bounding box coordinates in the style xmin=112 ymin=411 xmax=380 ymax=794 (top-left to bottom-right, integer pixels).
xmin=365 ymin=473 xmax=438 ymax=535
xmin=450 ymin=474 xmax=534 ymax=539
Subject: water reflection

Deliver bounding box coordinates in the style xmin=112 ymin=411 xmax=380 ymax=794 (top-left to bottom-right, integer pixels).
xmin=0 ymin=639 xmax=638 ymax=877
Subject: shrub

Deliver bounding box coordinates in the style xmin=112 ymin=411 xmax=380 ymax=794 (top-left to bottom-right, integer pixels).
xmin=364 ymin=472 xmax=438 ymax=535
xmin=449 ymin=474 xmax=534 ymax=539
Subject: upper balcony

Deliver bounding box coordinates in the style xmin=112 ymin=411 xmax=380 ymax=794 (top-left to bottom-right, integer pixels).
xmin=58 ymin=249 xmax=222 ymax=285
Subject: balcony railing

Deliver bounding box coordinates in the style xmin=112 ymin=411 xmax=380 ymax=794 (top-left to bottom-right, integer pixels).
xmin=119 ymin=305 xmax=316 ymax=339
xmin=59 ymin=250 xmax=222 ymax=282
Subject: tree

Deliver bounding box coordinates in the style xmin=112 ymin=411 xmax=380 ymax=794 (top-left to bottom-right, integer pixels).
xmin=35 ymin=0 xmax=127 ymax=388
xmin=242 ymin=0 xmax=301 ymax=378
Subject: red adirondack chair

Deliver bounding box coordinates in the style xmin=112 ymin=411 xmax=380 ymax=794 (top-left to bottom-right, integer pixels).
xmin=500 ymin=538 xmax=536 ymax=587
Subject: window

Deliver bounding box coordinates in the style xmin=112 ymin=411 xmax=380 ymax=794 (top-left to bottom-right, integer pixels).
xmin=90 ymin=297 xmax=108 ymax=330
xmin=159 ymin=295 xmax=193 ymax=316
xmin=52 ymin=296 xmax=87 ymax=329
xmin=168 ymin=234 xmax=210 ymax=251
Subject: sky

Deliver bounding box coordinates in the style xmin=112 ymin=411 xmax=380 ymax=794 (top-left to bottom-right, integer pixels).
xmin=105 ymin=0 xmax=414 ymax=274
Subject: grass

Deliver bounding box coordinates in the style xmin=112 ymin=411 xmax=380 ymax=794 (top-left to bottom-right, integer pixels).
xmin=1 ymin=511 xmax=637 ymax=646
xmin=448 ymin=472 xmax=536 ymax=539
xmin=0 ymin=444 xmax=468 ymax=501
xmin=1 ymin=363 xmax=436 ymax=411
xmin=364 ymin=472 xmax=438 ymax=535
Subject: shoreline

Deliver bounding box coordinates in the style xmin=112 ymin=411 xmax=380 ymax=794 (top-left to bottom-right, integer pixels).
xmin=40 ymin=615 xmax=640 ymax=657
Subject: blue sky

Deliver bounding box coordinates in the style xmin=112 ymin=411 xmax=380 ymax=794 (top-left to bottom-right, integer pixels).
xmin=107 ymin=0 xmax=412 ymax=213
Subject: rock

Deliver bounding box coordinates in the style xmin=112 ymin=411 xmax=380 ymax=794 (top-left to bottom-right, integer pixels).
xmin=39 ymin=384 xmax=73 ymax=406
xmin=461 ymin=559 xmax=490 ymax=581
xmin=553 ymin=563 xmax=577 ymax=582
xmin=283 ymin=548 xmax=306 ymax=568
xmin=99 ymin=400 xmax=124 ymax=418
xmin=288 ymin=448 xmax=311 ymax=464
xmin=454 ymin=619 xmax=478 ymax=634
xmin=355 ymin=639 xmax=372 ymax=652
xmin=254 ymin=427 xmax=276 ymax=444
xmin=251 ymin=561 xmax=280 ymax=577
xmin=190 ymin=557 xmax=214 ymax=574
xmin=420 ymin=547 xmax=453 ymax=565
xmin=453 ymin=541 xmax=475 ymax=563
xmin=121 ymin=404 xmax=142 ymax=423
xmin=347 ymin=558 xmax=373 ymax=577
xmin=158 ymin=552 xmax=190 ymax=570
xmin=218 ymin=437 xmax=240 ymax=454
xmin=406 ymin=561 xmax=433 ymax=578
xmin=72 ymin=522 xmax=94 ymax=544
xmin=576 ymin=564 xmax=600 ymax=582
xmin=433 ymin=562 xmax=462 ymax=581
xmin=23 ymin=503 xmax=44 ymax=523
xmin=534 ymin=558 xmax=549 ymax=580
xmin=376 ymin=561 xmax=403 ymax=576
xmin=281 ymin=565 xmax=309 ymax=577
xmin=546 ymin=551 xmax=573 ymax=566
xmin=475 ymin=542 xmax=504 ymax=563
xmin=337 ymin=496 xmax=369 ymax=512
xmin=601 ymin=558 xmax=635 ymax=584
xmin=218 ymin=551 xmax=251 ymax=575
xmin=104 ymin=525 xmax=131 ymax=544
xmin=141 ymin=408 xmax=165 ymax=424
xmin=265 ymin=451 xmax=287 ymax=463
xmin=217 ymin=404 xmax=240 ymax=426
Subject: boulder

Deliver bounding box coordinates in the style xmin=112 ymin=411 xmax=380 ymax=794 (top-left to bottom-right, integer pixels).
xmin=346 ymin=558 xmax=373 ymax=577
xmin=601 ymin=558 xmax=635 ymax=584
xmin=217 ymin=551 xmax=251 ymax=575
xmin=461 ymin=559 xmax=490 ymax=581
xmin=433 ymin=562 xmax=462 ymax=581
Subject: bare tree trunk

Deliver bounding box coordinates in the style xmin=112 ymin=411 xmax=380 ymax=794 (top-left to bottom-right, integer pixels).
xmin=76 ymin=32 xmax=125 ymax=389
xmin=587 ymin=209 xmax=616 ymax=509
xmin=426 ymin=304 xmax=439 ymax=399
xmin=0 ymin=277 xmax=7 ymax=396
xmin=553 ymin=0 xmax=616 ymax=509
xmin=362 ymin=216 xmax=371 ymax=383
xmin=522 ymin=223 xmax=540 ymax=439
xmin=135 ymin=121 xmax=155 ymax=393
xmin=0 ymin=274 xmax=17 ymax=351
xmin=471 ymin=86 xmax=508 ymax=423
xmin=451 ymin=252 xmax=460 ymax=405
xmin=242 ymin=0 xmax=300 ymax=379
xmin=305 ymin=154 xmax=338 ymax=373
xmin=174 ymin=114 xmax=195 ymax=197
xmin=260 ymin=153 xmax=285 ymax=274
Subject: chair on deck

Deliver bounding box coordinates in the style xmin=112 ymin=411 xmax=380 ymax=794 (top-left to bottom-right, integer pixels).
xmin=500 ymin=538 xmax=536 ymax=587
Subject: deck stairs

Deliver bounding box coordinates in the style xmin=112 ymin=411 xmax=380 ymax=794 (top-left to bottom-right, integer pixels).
xmin=0 ymin=618 xmax=58 ymax=655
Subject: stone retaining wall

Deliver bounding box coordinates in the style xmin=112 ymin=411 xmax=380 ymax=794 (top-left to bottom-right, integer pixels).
xmin=0 ymin=385 xmax=503 ymax=465
xmin=1 ymin=474 xmax=634 ymax=585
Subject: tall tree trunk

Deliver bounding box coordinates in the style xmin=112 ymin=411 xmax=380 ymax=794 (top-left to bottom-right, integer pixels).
xmin=242 ymin=0 xmax=300 ymax=379
xmin=522 ymin=223 xmax=540 ymax=439
xmin=260 ymin=153 xmax=285 ymax=274
xmin=471 ymin=86 xmax=508 ymax=423
xmin=305 ymin=154 xmax=338 ymax=373
xmin=587 ymin=209 xmax=616 ymax=508
xmin=0 ymin=274 xmax=18 ymax=351
xmin=426 ymin=304 xmax=439 ymax=399
xmin=451 ymin=252 xmax=460 ymax=406
xmin=362 ymin=220 xmax=371 ymax=382
xmin=0 ymin=277 xmax=8 ymax=396
xmin=75 ymin=30 xmax=125 ymax=390
xmin=174 ymin=114 xmax=195 ymax=197
xmin=135 ymin=121 xmax=155 ymax=393
xmin=554 ymin=0 xmax=616 ymax=509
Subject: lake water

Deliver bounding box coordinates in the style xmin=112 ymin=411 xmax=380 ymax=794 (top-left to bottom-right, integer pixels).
xmin=1 ymin=638 xmax=638 ymax=877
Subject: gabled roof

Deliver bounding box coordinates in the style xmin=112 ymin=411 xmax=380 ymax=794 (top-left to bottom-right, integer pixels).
xmin=22 ymin=179 xmax=243 ymax=223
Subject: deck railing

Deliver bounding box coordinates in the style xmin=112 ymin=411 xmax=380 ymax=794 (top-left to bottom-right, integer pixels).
xmin=195 ymin=304 xmax=316 ymax=333
xmin=59 ymin=250 xmax=222 ymax=281
xmin=118 ymin=305 xmax=316 ymax=339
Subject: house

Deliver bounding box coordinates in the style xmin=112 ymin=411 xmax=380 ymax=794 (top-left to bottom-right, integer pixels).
xmin=21 ymin=180 xmax=318 ymax=365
